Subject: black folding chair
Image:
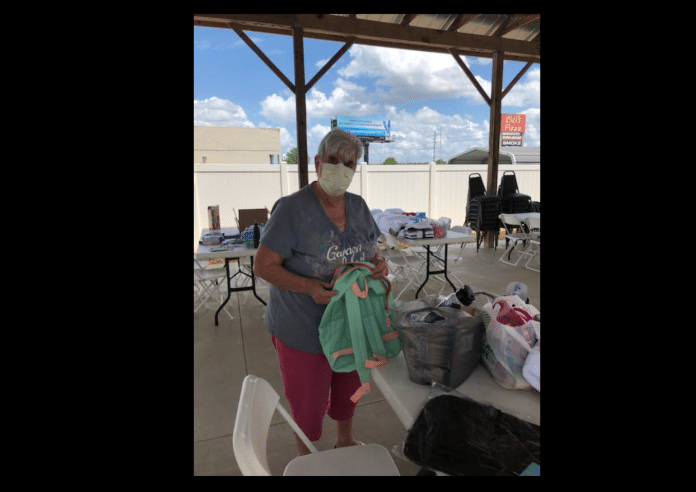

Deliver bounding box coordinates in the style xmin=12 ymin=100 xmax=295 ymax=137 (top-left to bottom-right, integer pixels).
xmin=497 ymin=171 xmax=531 ymax=214
xmin=465 ymin=173 xmax=500 ymax=252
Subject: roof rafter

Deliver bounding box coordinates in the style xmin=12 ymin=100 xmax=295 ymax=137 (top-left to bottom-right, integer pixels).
xmin=193 ymin=14 xmax=540 ymax=63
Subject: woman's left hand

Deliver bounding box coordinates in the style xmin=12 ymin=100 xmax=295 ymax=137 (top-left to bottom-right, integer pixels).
xmin=370 ymin=257 xmax=389 ymax=279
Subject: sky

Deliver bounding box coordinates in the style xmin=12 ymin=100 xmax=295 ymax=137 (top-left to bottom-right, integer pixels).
xmin=194 ymin=26 xmax=540 ymax=164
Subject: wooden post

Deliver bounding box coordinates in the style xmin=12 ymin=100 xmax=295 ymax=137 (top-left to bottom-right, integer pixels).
xmin=234 ymin=25 xmax=353 ymax=190
xmin=293 ymin=22 xmax=309 ymax=189
xmin=486 ymin=48 xmax=504 ymax=247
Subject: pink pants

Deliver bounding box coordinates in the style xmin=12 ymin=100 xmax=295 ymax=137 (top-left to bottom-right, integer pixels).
xmin=271 ymin=336 xmax=362 ymax=441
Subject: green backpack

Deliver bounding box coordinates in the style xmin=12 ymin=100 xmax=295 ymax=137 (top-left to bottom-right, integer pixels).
xmin=319 ymin=261 xmax=402 ymax=403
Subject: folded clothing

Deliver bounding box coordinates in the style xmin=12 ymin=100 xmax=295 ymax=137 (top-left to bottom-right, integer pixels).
xmin=404 ymin=221 xmax=434 ymax=239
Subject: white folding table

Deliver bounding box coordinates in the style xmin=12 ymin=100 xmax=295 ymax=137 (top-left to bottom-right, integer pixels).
xmin=398 ymin=230 xmax=475 ymax=298
xmin=195 ymin=227 xmax=266 ymax=326
xmin=371 ymin=354 xmax=540 ymax=430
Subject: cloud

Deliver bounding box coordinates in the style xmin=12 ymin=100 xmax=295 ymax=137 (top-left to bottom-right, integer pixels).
xmin=307 ymin=84 xmax=376 ymax=118
xmin=194 ymin=44 xmax=539 ymax=164
xmin=259 ymin=93 xmax=296 ymax=123
xmin=337 ymin=45 xmax=491 ymax=105
xmin=519 ymin=107 xmax=540 ymax=146
xmin=336 ymin=45 xmax=540 ymax=110
xmin=260 ymin=45 xmax=504 ymax=128
xmin=502 ymin=67 xmax=540 ymax=107
xmin=194 ymin=96 xmax=304 ymax=160
xmin=260 ymin=81 xmax=382 ymax=124
xmin=257 ymin=95 xmax=494 ymax=163
xmin=365 ymin=105 xmax=489 ymax=164
xmin=194 ymin=97 xmax=255 ymax=127
xmin=279 ymin=127 xmax=295 ymax=149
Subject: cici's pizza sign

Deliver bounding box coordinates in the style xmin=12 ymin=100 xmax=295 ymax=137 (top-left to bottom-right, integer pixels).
xmin=501 ymin=114 xmax=526 ymax=133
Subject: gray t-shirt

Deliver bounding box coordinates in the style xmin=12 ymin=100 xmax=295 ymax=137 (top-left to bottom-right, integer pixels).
xmin=260 ymin=182 xmax=381 ymax=354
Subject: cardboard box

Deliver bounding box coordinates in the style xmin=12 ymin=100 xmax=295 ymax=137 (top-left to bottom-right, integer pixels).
xmin=238 ymin=208 xmax=269 ymax=232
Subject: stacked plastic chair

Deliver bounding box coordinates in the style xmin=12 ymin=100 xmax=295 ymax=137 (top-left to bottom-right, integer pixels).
xmin=465 ymin=173 xmax=500 ymax=252
xmin=497 ymin=171 xmax=532 ymax=214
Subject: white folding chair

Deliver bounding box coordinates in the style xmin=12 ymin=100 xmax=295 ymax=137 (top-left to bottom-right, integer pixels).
xmin=498 ymin=214 xmax=540 ymax=267
xmin=524 ymin=216 xmax=540 ymax=272
xmin=194 ymin=257 xmax=234 ymax=320
xmin=525 ymin=216 xmax=540 ymax=234
xmin=233 ymin=375 xmax=400 ymax=476
xmin=379 ymin=233 xmax=429 ymax=301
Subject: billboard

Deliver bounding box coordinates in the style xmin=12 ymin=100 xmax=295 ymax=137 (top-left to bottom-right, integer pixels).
xmin=502 ymin=135 xmax=524 ymax=146
xmin=336 ymin=116 xmax=390 ymax=139
xmin=501 ymin=114 xmax=526 ymax=133
xmin=501 ymin=114 xmax=526 ymax=147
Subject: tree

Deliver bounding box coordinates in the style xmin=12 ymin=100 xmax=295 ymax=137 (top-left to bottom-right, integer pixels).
xmin=383 ymin=157 xmax=397 ymax=165
xmin=285 ymin=147 xmax=298 ymax=164
xmin=436 ymin=159 xmax=447 ymax=165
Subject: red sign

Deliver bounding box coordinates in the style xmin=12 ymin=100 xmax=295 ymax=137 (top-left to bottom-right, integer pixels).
xmin=501 ymin=114 xmax=526 ymax=133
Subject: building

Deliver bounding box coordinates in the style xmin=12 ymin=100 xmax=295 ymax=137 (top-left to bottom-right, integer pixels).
xmin=447 ymin=146 xmax=540 ymax=165
xmin=194 ymin=126 xmax=281 ymax=164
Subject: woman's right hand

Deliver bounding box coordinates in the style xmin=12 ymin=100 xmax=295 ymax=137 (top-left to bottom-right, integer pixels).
xmin=254 ymin=244 xmax=337 ymax=304
xmin=306 ymin=278 xmax=337 ymax=305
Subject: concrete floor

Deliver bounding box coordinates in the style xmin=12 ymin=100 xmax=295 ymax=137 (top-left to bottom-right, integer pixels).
xmin=193 ymin=239 xmax=540 ymax=476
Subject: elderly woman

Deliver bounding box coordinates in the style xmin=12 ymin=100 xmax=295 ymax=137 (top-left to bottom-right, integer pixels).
xmin=254 ymin=128 xmax=388 ymax=456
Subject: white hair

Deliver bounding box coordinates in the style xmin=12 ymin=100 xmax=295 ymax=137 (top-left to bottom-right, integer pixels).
xmin=316 ymin=127 xmax=363 ymax=162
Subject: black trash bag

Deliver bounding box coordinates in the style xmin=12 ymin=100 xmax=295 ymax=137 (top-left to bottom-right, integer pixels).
xmin=455 ymin=285 xmax=476 ymax=306
xmin=404 ymin=395 xmax=540 ymax=476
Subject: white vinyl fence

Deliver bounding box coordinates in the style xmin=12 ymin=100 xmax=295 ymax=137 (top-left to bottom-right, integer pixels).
xmin=194 ymin=162 xmax=540 ymax=251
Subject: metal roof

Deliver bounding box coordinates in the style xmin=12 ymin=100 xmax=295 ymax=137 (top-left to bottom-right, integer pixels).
xmin=193 ymin=14 xmax=540 ymax=64
xmin=448 ymin=146 xmax=540 ymax=165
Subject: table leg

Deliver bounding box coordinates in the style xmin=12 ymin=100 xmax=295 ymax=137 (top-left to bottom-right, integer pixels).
xmin=414 ymin=245 xmax=430 ymax=298
xmin=440 ymin=244 xmax=456 ymax=293
xmin=249 ymin=256 xmax=267 ymax=306
xmin=415 ymin=244 xmax=456 ymax=298
xmin=215 ymin=258 xmax=233 ymax=326
xmin=214 ymin=257 xmax=267 ymax=325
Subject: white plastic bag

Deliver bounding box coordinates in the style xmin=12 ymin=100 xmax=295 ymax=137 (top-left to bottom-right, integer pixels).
xmin=481 ymin=295 xmax=540 ymax=390
xmin=522 ymin=343 xmax=540 ymax=391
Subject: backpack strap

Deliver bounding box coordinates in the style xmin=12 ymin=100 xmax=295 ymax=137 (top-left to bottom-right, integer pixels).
xmin=328 ymin=261 xmax=400 ymax=404
xmin=364 ymin=353 xmax=387 ymax=368
xmin=350 ymin=383 xmax=371 ymax=403
xmin=351 ymin=279 xmax=369 ymax=298
xmin=331 ymin=331 xmax=399 ymax=360
xmin=332 ymin=262 xmax=395 ymax=326
xmin=332 ymin=261 xmax=375 ymax=283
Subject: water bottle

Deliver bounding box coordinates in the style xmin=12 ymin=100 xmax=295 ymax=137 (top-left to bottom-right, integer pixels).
xmin=418 ymin=293 xmax=463 ymax=323
xmin=434 ymin=292 xmax=462 ymax=310
xmin=253 ymin=221 xmax=260 ymax=248
xmin=434 ymin=285 xmax=475 ymax=310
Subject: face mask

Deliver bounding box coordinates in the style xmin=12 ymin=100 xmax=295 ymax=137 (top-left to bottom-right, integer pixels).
xmin=318 ymin=162 xmax=354 ymax=196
